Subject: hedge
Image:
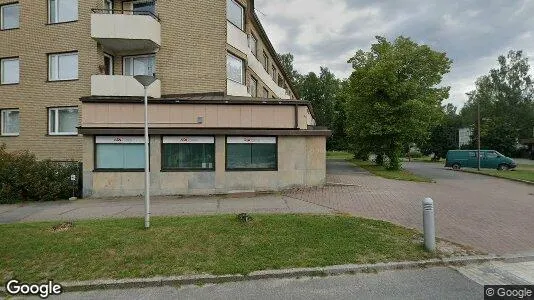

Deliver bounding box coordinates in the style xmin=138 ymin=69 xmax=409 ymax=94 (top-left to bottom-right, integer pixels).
xmin=0 ymin=144 xmax=79 ymax=204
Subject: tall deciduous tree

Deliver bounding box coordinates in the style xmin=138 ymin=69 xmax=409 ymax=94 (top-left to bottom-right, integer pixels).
xmin=460 ymin=50 xmax=534 ymax=156
xmin=345 ymin=36 xmax=452 ymax=170
xmin=420 ymin=104 xmax=462 ymax=160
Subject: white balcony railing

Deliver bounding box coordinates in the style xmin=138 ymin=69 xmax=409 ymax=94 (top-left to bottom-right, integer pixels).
xmin=91 ymin=75 xmax=161 ymax=98
xmin=226 ymin=21 xmax=291 ymax=99
xmin=91 ymin=12 xmax=161 ymax=54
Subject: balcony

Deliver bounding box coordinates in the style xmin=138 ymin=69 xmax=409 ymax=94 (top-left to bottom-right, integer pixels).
xmin=91 ymin=75 xmax=161 ymax=98
xmin=91 ymin=10 xmax=161 ymax=54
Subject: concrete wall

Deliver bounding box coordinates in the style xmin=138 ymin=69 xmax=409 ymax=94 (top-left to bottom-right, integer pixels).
xmin=91 ymin=75 xmax=161 ymax=97
xmin=83 ymin=135 xmax=326 ymax=197
xmin=82 ymin=103 xmax=305 ymax=129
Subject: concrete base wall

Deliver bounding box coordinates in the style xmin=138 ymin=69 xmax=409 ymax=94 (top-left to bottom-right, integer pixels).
xmin=83 ymin=135 xmax=326 ymax=198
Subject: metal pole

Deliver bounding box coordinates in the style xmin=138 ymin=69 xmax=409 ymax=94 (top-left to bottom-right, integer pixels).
xmin=144 ymin=86 xmax=150 ymax=229
xmin=422 ymin=198 xmax=435 ymax=252
xmin=477 ymin=97 xmax=481 ymax=171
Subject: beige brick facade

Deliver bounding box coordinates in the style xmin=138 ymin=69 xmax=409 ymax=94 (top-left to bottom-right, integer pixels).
xmin=0 ymin=0 xmax=300 ymax=162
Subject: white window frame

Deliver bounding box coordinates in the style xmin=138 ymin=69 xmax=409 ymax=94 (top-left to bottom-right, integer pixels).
xmin=48 ymin=107 xmax=78 ymax=136
xmin=248 ymin=34 xmax=257 ymax=56
xmin=123 ymin=54 xmax=156 ymax=76
xmin=104 ymin=0 xmax=113 ymax=13
xmin=227 ymin=0 xmax=244 ymax=30
xmin=48 ymin=0 xmax=78 ymax=24
xmin=1 ymin=57 xmax=19 ymax=85
xmin=1 ymin=3 xmax=20 ymax=30
xmin=104 ymin=53 xmax=113 ymax=75
xmin=48 ymin=52 xmax=79 ymax=81
xmin=1 ymin=109 xmax=20 ymax=136
xmin=226 ymin=52 xmax=245 ymax=85
xmin=248 ymin=76 xmax=257 ymax=97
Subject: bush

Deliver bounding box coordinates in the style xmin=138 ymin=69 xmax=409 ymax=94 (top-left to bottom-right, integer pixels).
xmin=0 ymin=144 xmax=79 ymax=204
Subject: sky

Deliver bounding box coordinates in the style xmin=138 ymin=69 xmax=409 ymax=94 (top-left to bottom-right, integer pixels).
xmin=254 ymin=0 xmax=534 ymax=108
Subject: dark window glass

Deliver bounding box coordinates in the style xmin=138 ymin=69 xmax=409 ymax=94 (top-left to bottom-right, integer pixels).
xmin=227 ymin=143 xmax=277 ymax=170
xmin=163 ymin=143 xmax=215 ymax=170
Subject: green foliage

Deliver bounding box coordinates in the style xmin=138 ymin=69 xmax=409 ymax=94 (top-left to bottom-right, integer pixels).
xmin=345 ymin=36 xmax=452 ymax=170
xmin=0 ymin=144 xmax=79 ymax=203
xmin=420 ymin=104 xmax=462 ymax=160
xmin=460 ymin=50 xmax=534 ymax=156
xmin=278 ymin=54 xmax=348 ymax=150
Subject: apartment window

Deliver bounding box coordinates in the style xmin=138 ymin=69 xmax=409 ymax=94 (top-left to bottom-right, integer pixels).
xmin=227 ymin=53 xmax=244 ymax=84
xmin=226 ymin=137 xmax=277 ymax=171
xmin=227 ymin=0 xmax=244 ymax=30
xmin=1 ymin=3 xmax=19 ymax=30
xmin=249 ymin=34 xmax=257 ymax=56
xmin=49 ymin=0 xmax=78 ymax=24
xmin=263 ymin=87 xmax=269 ymax=98
xmin=48 ymin=107 xmax=78 ymax=135
xmin=48 ymin=52 xmax=78 ymax=81
xmin=133 ymin=0 xmax=155 ymax=16
xmin=95 ymin=136 xmax=145 ymax=171
xmin=1 ymin=109 xmax=19 ymax=136
xmin=104 ymin=0 xmax=113 ymax=13
xmin=104 ymin=53 xmax=113 ymax=75
xmin=263 ymin=52 xmax=269 ymax=72
xmin=272 ymin=65 xmax=276 ymax=81
xmin=248 ymin=76 xmax=257 ymax=97
xmin=162 ymin=136 xmax=215 ymax=171
xmin=1 ymin=57 xmax=19 ymax=84
xmin=123 ymin=54 xmax=156 ymax=76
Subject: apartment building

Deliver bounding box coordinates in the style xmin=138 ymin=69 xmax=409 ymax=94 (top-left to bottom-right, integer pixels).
xmin=0 ymin=0 xmax=329 ymax=197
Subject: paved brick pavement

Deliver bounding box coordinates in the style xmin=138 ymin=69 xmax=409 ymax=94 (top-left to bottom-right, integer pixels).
xmin=286 ymin=161 xmax=534 ymax=255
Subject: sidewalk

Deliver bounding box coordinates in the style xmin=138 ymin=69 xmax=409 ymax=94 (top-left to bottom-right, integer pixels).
xmin=0 ymin=194 xmax=333 ymax=224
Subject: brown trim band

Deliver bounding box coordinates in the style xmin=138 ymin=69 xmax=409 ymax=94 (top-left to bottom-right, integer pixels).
xmin=78 ymin=127 xmax=332 ymax=137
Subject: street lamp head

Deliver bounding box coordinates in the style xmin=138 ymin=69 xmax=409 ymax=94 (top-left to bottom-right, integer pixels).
xmin=134 ymin=75 xmax=157 ymax=88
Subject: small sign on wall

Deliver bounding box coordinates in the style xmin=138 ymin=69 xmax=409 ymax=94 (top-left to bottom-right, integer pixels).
xmin=95 ymin=136 xmax=145 ymax=144
xmin=163 ymin=136 xmax=215 ymax=144
xmin=227 ymin=137 xmax=276 ymax=144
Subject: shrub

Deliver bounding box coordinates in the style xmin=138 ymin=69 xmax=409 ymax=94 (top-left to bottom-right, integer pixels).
xmin=0 ymin=144 xmax=79 ymax=204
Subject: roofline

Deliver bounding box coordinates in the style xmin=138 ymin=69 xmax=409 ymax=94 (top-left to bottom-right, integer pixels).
xmin=79 ymin=95 xmax=317 ymax=120
xmin=77 ymin=127 xmax=331 ymax=137
xmin=249 ymin=0 xmax=300 ymax=99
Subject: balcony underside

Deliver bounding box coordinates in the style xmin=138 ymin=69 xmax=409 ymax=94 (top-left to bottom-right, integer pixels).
xmin=94 ymin=38 xmax=160 ymax=54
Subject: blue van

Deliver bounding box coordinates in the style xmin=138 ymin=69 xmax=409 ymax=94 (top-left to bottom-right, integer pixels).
xmin=445 ymin=150 xmax=517 ymax=170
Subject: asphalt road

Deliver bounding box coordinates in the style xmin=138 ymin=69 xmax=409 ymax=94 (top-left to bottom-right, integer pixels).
xmin=40 ymin=267 xmax=482 ymax=300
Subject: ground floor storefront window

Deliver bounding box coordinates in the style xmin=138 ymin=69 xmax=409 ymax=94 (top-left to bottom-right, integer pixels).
xmin=226 ymin=137 xmax=277 ymax=171
xmin=95 ymin=136 xmax=145 ymax=171
xmin=162 ymin=136 xmax=215 ymax=171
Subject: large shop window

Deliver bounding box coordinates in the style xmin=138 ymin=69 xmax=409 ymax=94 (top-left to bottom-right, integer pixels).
xmin=162 ymin=136 xmax=215 ymax=171
xmin=226 ymin=137 xmax=277 ymax=171
xmin=95 ymin=136 xmax=145 ymax=171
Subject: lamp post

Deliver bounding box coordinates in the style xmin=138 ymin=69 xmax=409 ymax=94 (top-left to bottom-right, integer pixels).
xmin=134 ymin=75 xmax=157 ymax=229
xmin=477 ymin=96 xmax=481 ymax=171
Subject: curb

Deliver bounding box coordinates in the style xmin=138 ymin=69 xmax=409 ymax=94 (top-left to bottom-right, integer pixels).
xmin=4 ymin=254 xmax=532 ymax=294
xmin=459 ymin=169 xmax=534 ymax=185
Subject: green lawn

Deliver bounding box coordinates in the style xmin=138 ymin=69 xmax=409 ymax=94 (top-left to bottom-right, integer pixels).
xmin=349 ymin=159 xmax=433 ymax=182
xmin=464 ymin=165 xmax=534 ymax=183
xmin=326 ymin=151 xmax=353 ymax=160
xmin=0 ymin=215 xmax=435 ymax=284
xmin=404 ymin=156 xmax=443 ymax=163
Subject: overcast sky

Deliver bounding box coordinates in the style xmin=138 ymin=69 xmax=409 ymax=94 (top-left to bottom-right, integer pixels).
xmin=255 ymin=0 xmax=534 ymax=108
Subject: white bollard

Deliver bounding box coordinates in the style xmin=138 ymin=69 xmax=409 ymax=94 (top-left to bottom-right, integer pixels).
xmin=423 ymin=197 xmax=436 ymax=252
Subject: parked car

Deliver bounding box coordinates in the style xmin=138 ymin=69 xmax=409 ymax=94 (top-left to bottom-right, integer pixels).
xmin=445 ymin=150 xmax=517 ymax=171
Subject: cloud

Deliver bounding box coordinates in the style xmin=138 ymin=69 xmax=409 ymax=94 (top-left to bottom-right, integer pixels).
xmin=255 ymin=0 xmax=534 ymax=107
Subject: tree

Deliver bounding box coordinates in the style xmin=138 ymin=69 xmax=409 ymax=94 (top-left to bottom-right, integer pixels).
xmin=277 ymin=53 xmax=302 ymax=85
xmin=420 ymin=104 xmax=461 ymax=160
xmin=460 ymin=50 xmax=534 ymax=156
xmin=345 ymin=36 xmax=452 ymax=170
